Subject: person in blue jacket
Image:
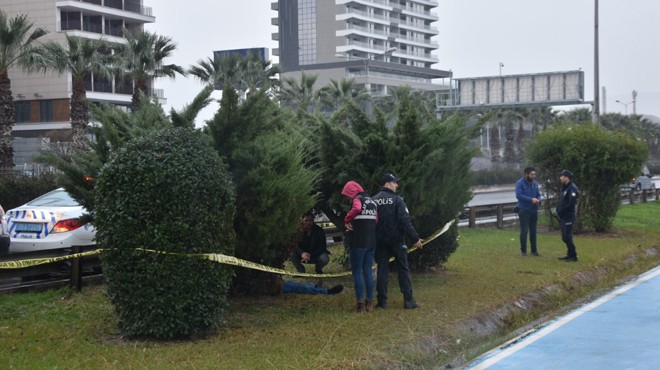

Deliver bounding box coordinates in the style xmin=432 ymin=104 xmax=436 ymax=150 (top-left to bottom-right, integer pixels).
xmin=515 ymin=166 xmax=542 ymax=256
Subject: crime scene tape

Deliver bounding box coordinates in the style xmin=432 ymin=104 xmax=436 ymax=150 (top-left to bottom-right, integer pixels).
xmin=0 ymin=220 xmax=455 ymax=277
xmin=0 ymin=250 xmax=101 ymax=269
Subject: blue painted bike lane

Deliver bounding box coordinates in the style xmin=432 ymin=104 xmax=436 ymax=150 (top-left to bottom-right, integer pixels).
xmin=465 ymin=264 xmax=660 ymax=370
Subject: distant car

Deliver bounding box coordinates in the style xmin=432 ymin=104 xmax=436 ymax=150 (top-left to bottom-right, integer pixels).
xmin=628 ymin=166 xmax=655 ymax=191
xmin=0 ymin=204 xmax=9 ymax=254
xmin=5 ymin=188 xmax=96 ymax=253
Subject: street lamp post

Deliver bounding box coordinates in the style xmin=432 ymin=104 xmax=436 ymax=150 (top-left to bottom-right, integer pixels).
xmin=615 ymin=100 xmax=632 ymax=115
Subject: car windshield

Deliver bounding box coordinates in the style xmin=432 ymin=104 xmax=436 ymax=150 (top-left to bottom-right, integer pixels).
xmin=27 ymin=190 xmax=80 ymax=207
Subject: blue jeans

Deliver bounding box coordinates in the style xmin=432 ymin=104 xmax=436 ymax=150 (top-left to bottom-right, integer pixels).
xmin=518 ymin=208 xmax=538 ymax=253
xmin=282 ymin=281 xmax=327 ymax=295
xmin=350 ymin=247 xmax=375 ymax=302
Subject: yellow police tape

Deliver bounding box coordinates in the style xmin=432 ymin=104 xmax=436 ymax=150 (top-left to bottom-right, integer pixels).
xmin=0 ymin=220 xmax=455 ymax=278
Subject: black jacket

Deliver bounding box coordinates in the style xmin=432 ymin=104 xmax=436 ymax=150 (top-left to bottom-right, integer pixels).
xmin=372 ymin=188 xmax=420 ymax=246
xmin=556 ymin=181 xmax=579 ymax=220
xmin=295 ymin=224 xmax=329 ymax=258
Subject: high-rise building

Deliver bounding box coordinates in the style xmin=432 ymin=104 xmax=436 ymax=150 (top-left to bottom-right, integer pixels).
xmin=271 ymin=0 xmax=451 ymax=96
xmin=2 ymin=0 xmax=157 ymax=164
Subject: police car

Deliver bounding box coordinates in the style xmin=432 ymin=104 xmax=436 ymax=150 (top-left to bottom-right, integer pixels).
xmin=5 ymin=188 xmax=95 ymax=252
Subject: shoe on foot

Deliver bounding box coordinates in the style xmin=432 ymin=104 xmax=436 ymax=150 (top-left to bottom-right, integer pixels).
xmin=521 ymin=252 xmax=527 ymax=256
xmin=376 ymin=301 xmax=388 ymax=309
xmin=531 ymin=252 xmax=540 ymax=256
xmin=558 ymin=256 xmax=570 ymax=260
xmin=327 ymin=284 xmax=343 ymax=295
xmin=404 ymin=300 xmax=420 ymax=309
xmin=563 ymin=256 xmax=578 ymax=262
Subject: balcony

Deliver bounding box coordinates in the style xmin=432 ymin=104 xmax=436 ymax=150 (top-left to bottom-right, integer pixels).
xmin=57 ymin=0 xmax=154 ymax=19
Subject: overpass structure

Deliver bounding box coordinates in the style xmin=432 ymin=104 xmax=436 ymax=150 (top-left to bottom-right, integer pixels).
xmin=437 ymin=70 xmax=589 ymax=112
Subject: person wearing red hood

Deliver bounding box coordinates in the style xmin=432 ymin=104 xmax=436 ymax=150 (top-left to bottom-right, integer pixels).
xmin=341 ymin=180 xmax=378 ymax=313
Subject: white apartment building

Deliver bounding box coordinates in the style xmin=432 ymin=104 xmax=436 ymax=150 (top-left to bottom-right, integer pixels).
xmin=272 ymin=0 xmax=451 ymax=96
xmin=1 ymin=0 xmax=156 ymax=164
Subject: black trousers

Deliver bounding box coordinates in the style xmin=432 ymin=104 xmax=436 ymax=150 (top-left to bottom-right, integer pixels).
xmin=375 ymin=241 xmax=414 ymax=303
xmin=560 ymin=218 xmax=577 ymax=258
xmin=290 ymin=251 xmax=329 ymax=274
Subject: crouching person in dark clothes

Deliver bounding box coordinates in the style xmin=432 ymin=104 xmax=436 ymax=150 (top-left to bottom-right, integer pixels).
xmin=290 ymin=213 xmax=331 ymax=284
xmin=373 ymin=173 xmax=423 ymax=309
xmin=556 ymin=170 xmax=580 ymax=262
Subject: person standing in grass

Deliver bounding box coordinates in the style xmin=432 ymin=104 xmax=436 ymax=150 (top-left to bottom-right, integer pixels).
xmin=515 ymin=166 xmax=542 ymax=256
xmin=556 ymin=170 xmax=580 ymax=262
xmin=341 ymin=180 xmax=378 ymax=313
xmin=373 ymin=173 xmax=423 ymax=310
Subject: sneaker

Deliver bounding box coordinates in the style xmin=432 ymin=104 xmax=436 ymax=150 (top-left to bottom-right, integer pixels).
xmin=404 ymin=300 xmax=420 ymax=309
xmin=563 ymin=256 xmax=578 ymax=262
xmin=327 ymin=284 xmax=344 ymax=295
xmin=558 ymin=256 xmax=570 ymax=260
xmin=521 ymin=252 xmax=527 ymax=256
xmin=531 ymin=252 xmax=540 ymax=256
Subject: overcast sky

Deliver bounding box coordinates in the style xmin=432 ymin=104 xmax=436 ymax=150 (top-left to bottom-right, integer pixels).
xmin=147 ymin=0 xmax=660 ymax=125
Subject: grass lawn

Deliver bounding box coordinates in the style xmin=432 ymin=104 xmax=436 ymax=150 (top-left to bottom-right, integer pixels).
xmin=1 ymin=201 xmax=659 ymax=369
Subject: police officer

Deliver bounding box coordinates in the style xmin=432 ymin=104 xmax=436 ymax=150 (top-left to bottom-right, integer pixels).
xmin=556 ymin=170 xmax=579 ymax=262
xmin=372 ymin=173 xmax=423 ymax=309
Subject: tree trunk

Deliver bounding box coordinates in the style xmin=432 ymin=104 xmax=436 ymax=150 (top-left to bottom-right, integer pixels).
xmin=504 ymin=122 xmax=515 ymax=163
xmin=516 ymin=120 xmax=525 ymax=162
xmin=132 ymin=78 xmax=149 ymax=113
xmin=70 ymin=77 xmax=90 ymax=153
xmin=0 ymin=72 xmax=15 ymax=169
xmin=489 ymin=124 xmax=501 ymax=163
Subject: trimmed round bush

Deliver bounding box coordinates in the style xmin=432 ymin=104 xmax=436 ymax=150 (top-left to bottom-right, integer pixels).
xmin=95 ymin=127 xmax=236 ymax=339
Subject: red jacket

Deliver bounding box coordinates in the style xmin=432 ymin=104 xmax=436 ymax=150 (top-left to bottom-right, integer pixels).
xmin=341 ymin=181 xmax=365 ymax=224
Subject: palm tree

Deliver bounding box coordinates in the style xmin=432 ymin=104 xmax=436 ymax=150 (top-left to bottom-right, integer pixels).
xmin=117 ymin=29 xmax=185 ymax=112
xmin=318 ymin=78 xmax=370 ymax=113
xmin=239 ymin=52 xmax=281 ymax=95
xmin=0 ymin=10 xmax=48 ymax=168
xmin=188 ymin=53 xmax=241 ymax=90
xmin=189 ymin=52 xmax=280 ymax=99
xmin=35 ymin=35 xmax=114 ymax=151
xmin=279 ymin=72 xmax=320 ymax=113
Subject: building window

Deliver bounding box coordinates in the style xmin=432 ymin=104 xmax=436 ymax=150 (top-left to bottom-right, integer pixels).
xmin=40 ymin=100 xmax=53 ymax=122
xmin=61 ymin=11 xmax=81 ymax=31
xmin=298 ymin=0 xmax=317 ymax=66
xmin=14 ymin=101 xmax=31 ymax=123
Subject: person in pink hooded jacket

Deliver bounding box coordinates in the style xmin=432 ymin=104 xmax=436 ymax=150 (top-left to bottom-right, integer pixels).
xmin=341 ymin=181 xmax=378 ymax=313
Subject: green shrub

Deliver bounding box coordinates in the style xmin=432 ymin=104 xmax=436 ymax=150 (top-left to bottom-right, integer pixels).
xmin=527 ymin=123 xmax=647 ymax=232
xmin=95 ymin=128 xmax=236 ymax=339
xmin=0 ymin=172 xmax=59 ymax=209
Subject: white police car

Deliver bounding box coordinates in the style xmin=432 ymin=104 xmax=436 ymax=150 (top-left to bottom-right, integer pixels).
xmin=5 ymin=188 xmax=95 ymax=252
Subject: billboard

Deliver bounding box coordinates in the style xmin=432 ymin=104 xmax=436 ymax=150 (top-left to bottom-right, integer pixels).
xmin=438 ymin=70 xmax=585 ymax=110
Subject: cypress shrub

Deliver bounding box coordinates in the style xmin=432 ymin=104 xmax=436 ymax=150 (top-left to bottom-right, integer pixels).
xmin=95 ymin=127 xmax=236 ymax=339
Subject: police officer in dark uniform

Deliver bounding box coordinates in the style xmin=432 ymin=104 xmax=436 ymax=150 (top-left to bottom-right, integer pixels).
xmin=372 ymin=173 xmax=423 ymax=309
xmin=556 ymin=170 xmax=579 ymax=262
